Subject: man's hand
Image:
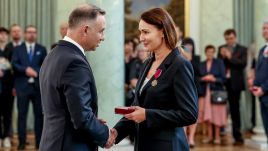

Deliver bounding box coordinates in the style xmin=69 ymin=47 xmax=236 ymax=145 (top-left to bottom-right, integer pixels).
xmin=252 ymin=86 xmax=264 ymax=97
xmin=105 ymin=128 xmax=118 ymax=149
xmin=12 ymin=88 xmax=16 ymax=97
xmin=225 ymin=50 xmax=232 ymax=59
xmin=247 ymin=77 xmax=254 ymax=88
xmin=124 ymin=106 xmax=146 ymax=123
xmin=26 ymin=67 xmax=37 ymax=77
xmin=98 ymin=119 xmax=107 ymax=125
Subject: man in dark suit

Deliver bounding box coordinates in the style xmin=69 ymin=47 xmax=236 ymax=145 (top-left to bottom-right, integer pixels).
xmin=6 ymin=24 xmax=23 ymax=59
xmin=12 ymin=25 xmax=47 ymax=150
xmin=252 ymin=20 xmax=268 ymax=142
xmin=4 ymin=24 xmax=23 ymax=140
xmin=39 ymin=4 xmax=115 ymax=151
xmin=218 ymin=29 xmax=247 ymax=144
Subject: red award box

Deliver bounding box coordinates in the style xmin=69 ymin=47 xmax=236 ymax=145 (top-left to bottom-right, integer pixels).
xmin=252 ymin=87 xmax=258 ymax=91
xmin=115 ymin=107 xmax=135 ymax=115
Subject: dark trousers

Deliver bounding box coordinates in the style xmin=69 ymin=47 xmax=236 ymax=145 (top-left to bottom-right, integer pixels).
xmin=260 ymin=95 xmax=268 ymax=139
xmin=17 ymin=85 xmax=43 ymax=146
xmin=227 ymin=87 xmax=243 ymax=141
xmin=251 ymin=94 xmax=256 ymax=129
xmin=0 ymin=91 xmax=14 ymax=139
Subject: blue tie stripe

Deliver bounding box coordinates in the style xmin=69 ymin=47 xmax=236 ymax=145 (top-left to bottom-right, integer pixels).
xmin=29 ymin=46 xmax=33 ymax=62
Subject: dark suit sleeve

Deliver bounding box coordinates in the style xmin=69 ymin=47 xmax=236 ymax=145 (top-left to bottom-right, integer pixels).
xmin=261 ymin=80 xmax=268 ymax=94
xmin=61 ymin=59 xmax=109 ymax=147
xmin=146 ymin=60 xmax=198 ymax=128
xmin=114 ymin=98 xmax=138 ymax=143
xmin=11 ymin=48 xmax=27 ymax=74
xmin=113 ymin=117 xmax=136 ymax=144
xmin=228 ymin=47 xmax=247 ymax=68
xmin=215 ymin=59 xmax=226 ymax=84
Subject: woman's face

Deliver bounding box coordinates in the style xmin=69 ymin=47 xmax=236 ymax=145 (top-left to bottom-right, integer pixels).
xmin=184 ymin=44 xmax=193 ymax=56
xmin=205 ymin=48 xmax=215 ymax=60
xmin=139 ymin=19 xmax=164 ymax=52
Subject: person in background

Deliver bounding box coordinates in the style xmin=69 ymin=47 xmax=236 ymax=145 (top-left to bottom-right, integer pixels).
xmin=175 ymin=25 xmax=183 ymax=46
xmin=59 ymin=22 xmax=68 ymax=38
xmin=129 ymin=43 xmax=149 ymax=89
xmin=199 ymin=45 xmax=226 ymax=144
xmin=51 ymin=22 xmax=68 ymax=49
xmin=218 ymin=29 xmax=247 ymax=145
xmin=246 ymin=43 xmax=257 ymax=133
xmin=181 ymin=37 xmax=202 ymax=148
xmin=6 ymin=24 xmax=23 ymax=53
xmin=251 ymin=19 xmax=268 ymax=144
xmin=3 ymin=24 xmax=22 ymax=140
xmin=0 ymin=27 xmax=13 ymax=148
xmin=12 ymin=25 xmax=47 ymax=150
xmin=124 ymin=39 xmax=135 ymax=106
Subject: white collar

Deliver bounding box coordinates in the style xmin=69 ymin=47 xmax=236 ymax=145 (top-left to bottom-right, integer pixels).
xmin=25 ymin=42 xmax=35 ymax=49
xmin=63 ymin=36 xmax=85 ymax=56
xmin=13 ymin=40 xmax=22 ymax=47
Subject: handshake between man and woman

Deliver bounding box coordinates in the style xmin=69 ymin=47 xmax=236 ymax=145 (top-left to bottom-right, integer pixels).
xmin=102 ymin=106 xmax=146 ymax=149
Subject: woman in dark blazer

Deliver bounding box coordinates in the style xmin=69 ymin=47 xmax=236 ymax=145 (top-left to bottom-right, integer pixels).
xmin=110 ymin=8 xmax=198 ymax=151
xmin=181 ymin=37 xmax=202 ymax=148
xmin=199 ymin=45 xmax=226 ymax=144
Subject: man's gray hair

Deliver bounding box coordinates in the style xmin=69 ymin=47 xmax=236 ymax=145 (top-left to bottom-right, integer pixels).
xmin=68 ymin=4 xmax=105 ymax=29
xmin=264 ymin=18 xmax=268 ymax=24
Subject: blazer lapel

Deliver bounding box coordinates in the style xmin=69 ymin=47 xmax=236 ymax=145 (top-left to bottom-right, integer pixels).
xmin=135 ymin=56 xmax=154 ymax=97
xmin=139 ymin=48 xmax=179 ymax=96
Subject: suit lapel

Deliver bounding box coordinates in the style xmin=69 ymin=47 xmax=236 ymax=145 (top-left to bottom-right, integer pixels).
xmin=257 ymin=46 xmax=266 ymax=69
xmin=21 ymin=43 xmax=30 ymax=65
xmin=58 ymin=40 xmax=98 ymax=111
xmin=31 ymin=44 xmax=38 ymax=64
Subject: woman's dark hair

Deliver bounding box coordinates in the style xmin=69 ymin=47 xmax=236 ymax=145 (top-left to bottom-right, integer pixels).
xmin=140 ymin=8 xmax=178 ymax=50
xmin=182 ymin=37 xmax=196 ymax=57
xmin=205 ymin=44 xmax=216 ymax=53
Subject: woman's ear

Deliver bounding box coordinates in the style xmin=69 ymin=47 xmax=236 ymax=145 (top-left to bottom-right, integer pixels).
xmin=161 ymin=29 xmax=164 ymax=38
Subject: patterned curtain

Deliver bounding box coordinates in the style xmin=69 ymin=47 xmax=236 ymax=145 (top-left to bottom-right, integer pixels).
xmin=0 ymin=0 xmax=55 ymax=49
xmin=233 ymin=0 xmax=255 ymax=131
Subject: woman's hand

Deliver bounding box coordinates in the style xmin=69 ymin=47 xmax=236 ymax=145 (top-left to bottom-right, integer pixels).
xmin=201 ymin=75 xmax=210 ymax=81
xmin=207 ymin=74 xmax=216 ymax=82
xmin=124 ymin=106 xmax=146 ymax=123
xmin=201 ymin=74 xmax=215 ymax=82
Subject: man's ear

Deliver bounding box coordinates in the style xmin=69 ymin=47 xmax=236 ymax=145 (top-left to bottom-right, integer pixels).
xmin=83 ymin=25 xmax=90 ymax=36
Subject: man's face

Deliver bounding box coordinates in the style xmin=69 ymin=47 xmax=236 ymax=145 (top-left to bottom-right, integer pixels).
xmin=25 ymin=27 xmax=37 ymax=43
xmin=60 ymin=23 xmax=68 ymax=38
xmin=84 ymin=15 xmax=106 ymax=51
xmin=224 ymin=33 xmax=237 ymax=47
xmin=10 ymin=25 xmax=22 ymax=41
xmin=262 ymin=23 xmax=268 ymax=41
